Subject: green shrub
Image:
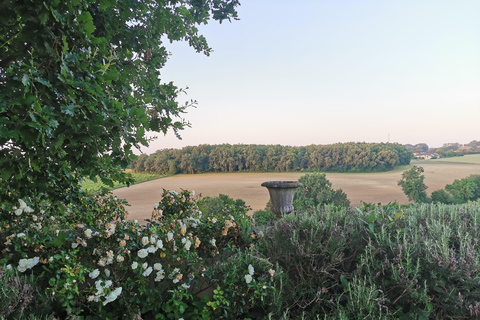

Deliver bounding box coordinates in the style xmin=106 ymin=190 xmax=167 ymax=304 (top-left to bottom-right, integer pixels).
xmin=293 ymin=173 xmax=350 ymax=211
xmin=0 ymin=190 xmax=272 ymax=319
xmin=257 ymin=206 xmax=366 ymax=318
xmin=257 ymin=202 xmax=480 ymax=319
xmin=253 ymin=210 xmax=276 ymax=225
xmin=197 ymin=193 xmax=251 ymax=217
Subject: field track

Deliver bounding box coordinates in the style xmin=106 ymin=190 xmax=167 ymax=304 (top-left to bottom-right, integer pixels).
xmin=113 ymin=155 xmax=480 ymax=222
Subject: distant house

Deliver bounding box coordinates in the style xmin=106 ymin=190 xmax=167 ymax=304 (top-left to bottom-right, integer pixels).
xmin=413 ymin=152 xmax=441 ymax=159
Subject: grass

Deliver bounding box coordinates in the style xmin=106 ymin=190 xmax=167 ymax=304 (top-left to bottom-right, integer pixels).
xmin=81 ymin=172 xmax=166 ymax=193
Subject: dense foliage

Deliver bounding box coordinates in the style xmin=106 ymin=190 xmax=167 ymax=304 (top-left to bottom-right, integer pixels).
xmin=255 ymin=202 xmax=480 ymax=319
xmin=432 ymin=174 xmax=480 ymax=204
xmin=130 ymin=142 xmax=412 ymax=174
xmin=397 ymin=166 xmax=429 ymax=203
xmin=398 ymin=166 xmax=480 ymax=205
xmin=0 ymin=0 xmax=239 ymax=205
xmin=0 ymin=191 xmax=275 ymax=319
xmin=293 ymin=172 xmax=350 ymax=211
xmin=4 ymin=192 xmax=480 ymax=319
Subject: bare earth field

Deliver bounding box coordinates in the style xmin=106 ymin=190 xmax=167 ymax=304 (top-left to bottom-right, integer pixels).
xmin=113 ymin=155 xmax=480 ymax=222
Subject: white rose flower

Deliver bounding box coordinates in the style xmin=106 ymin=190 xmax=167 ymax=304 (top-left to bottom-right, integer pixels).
xmin=248 ymin=264 xmax=255 ymax=275
xmin=104 ymin=280 xmax=113 ymax=288
xmin=89 ymin=269 xmax=100 ymax=279
xmin=244 ymin=274 xmax=253 ymax=284
xmin=153 ymin=263 xmax=163 ymax=271
xmin=103 ymin=287 xmax=122 ymax=306
xmin=18 ymin=199 xmax=27 ymax=209
xmin=141 ymin=236 xmax=149 ymax=246
xmin=95 ymin=280 xmax=104 ymax=295
xmin=17 ymin=257 xmax=40 ymax=273
xmin=155 ymin=270 xmax=165 ymax=282
xmin=105 ymin=269 xmax=110 ymax=277
xmin=184 ymin=239 xmax=192 ymax=251
xmin=137 ymin=249 xmax=148 ymax=258
xmin=131 ymin=261 xmax=138 ymax=270
xmin=142 ymin=262 xmax=148 ymax=269
xmin=142 ymin=266 xmax=153 ymax=277
xmin=156 ymin=239 xmax=163 ymax=249
xmin=167 ymin=232 xmax=174 ymax=241
xmin=84 ymin=229 xmax=93 ymax=239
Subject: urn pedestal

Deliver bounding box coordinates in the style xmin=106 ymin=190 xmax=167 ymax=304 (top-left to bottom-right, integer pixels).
xmin=261 ymin=181 xmax=302 ymax=218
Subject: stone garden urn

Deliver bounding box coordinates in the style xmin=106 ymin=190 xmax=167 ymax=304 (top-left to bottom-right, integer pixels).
xmin=261 ymin=181 xmax=303 ymax=218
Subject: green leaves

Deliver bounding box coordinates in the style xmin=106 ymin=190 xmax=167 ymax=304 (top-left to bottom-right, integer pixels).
xmin=77 ymin=11 xmax=96 ymax=35
xmin=61 ymin=105 xmax=75 ymax=116
xmin=0 ymin=0 xmax=240 ymax=206
xmin=22 ymin=74 xmax=30 ymax=86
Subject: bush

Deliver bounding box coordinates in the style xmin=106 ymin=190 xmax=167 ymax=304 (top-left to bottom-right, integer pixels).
xmin=197 ymin=193 xmax=251 ymax=217
xmin=257 ymin=205 xmax=367 ymax=318
xmin=256 ymin=202 xmax=480 ymax=319
xmin=253 ymin=210 xmax=276 ymax=225
xmin=0 ymin=190 xmax=274 ymax=319
xmin=4 ymin=189 xmax=480 ymax=319
xmin=293 ymin=173 xmax=350 ymax=211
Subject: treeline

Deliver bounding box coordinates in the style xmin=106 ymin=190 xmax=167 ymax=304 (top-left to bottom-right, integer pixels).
xmin=405 ymin=140 xmax=480 ymax=157
xmin=131 ymin=143 xmax=411 ymax=174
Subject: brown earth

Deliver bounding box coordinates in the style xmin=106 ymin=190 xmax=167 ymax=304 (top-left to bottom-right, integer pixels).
xmin=113 ymin=160 xmax=480 ymax=222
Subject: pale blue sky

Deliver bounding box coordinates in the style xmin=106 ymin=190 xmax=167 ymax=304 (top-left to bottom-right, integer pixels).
xmin=141 ymin=0 xmax=480 ymax=154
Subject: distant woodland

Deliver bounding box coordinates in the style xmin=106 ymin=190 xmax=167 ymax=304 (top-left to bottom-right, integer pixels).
xmin=406 ymin=140 xmax=480 ymax=157
xmin=131 ymin=143 xmax=412 ymax=174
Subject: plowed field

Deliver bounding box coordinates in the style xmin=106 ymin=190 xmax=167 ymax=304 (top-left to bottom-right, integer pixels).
xmin=113 ymin=155 xmax=480 ymax=222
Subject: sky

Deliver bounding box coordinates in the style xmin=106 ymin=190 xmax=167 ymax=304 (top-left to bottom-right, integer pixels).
xmin=140 ymin=0 xmax=480 ymax=154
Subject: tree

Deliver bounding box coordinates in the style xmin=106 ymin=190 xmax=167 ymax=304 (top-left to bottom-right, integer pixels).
xmin=397 ymin=166 xmax=429 ymax=203
xmin=0 ymin=0 xmax=239 ymax=204
xmin=293 ymin=172 xmax=350 ymax=211
xmin=431 ymin=189 xmax=453 ymax=204
xmin=445 ymin=175 xmax=480 ymax=203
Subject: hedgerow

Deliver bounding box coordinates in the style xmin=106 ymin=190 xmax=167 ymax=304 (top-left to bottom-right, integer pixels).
xmin=2 ymin=192 xmax=480 ymax=319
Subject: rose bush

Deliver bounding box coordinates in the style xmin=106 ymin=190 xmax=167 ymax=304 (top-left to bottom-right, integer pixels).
xmin=0 ymin=190 xmax=276 ymax=319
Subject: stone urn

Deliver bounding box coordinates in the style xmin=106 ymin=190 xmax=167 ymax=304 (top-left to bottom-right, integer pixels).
xmin=261 ymin=181 xmax=303 ymax=218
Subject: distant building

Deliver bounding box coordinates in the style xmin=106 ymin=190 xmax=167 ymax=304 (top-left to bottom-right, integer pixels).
xmin=413 ymin=152 xmax=441 ymax=159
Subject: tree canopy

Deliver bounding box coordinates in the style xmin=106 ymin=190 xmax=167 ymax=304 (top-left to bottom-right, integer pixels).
xmin=130 ymin=142 xmax=412 ymax=174
xmin=397 ymin=166 xmax=429 ymax=203
xmin=293 ymin=172 xmax=350 ymax=211
xmin=0 ymin=0 xmax=239 ymax=205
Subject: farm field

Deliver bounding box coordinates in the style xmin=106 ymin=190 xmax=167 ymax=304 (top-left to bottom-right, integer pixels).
xmin=113 ymin=155 xmax=480 ymax=222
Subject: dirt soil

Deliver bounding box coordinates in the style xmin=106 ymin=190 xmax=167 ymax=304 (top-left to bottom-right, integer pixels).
xmin=113 ymin=160 xmax=480 ymax=222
